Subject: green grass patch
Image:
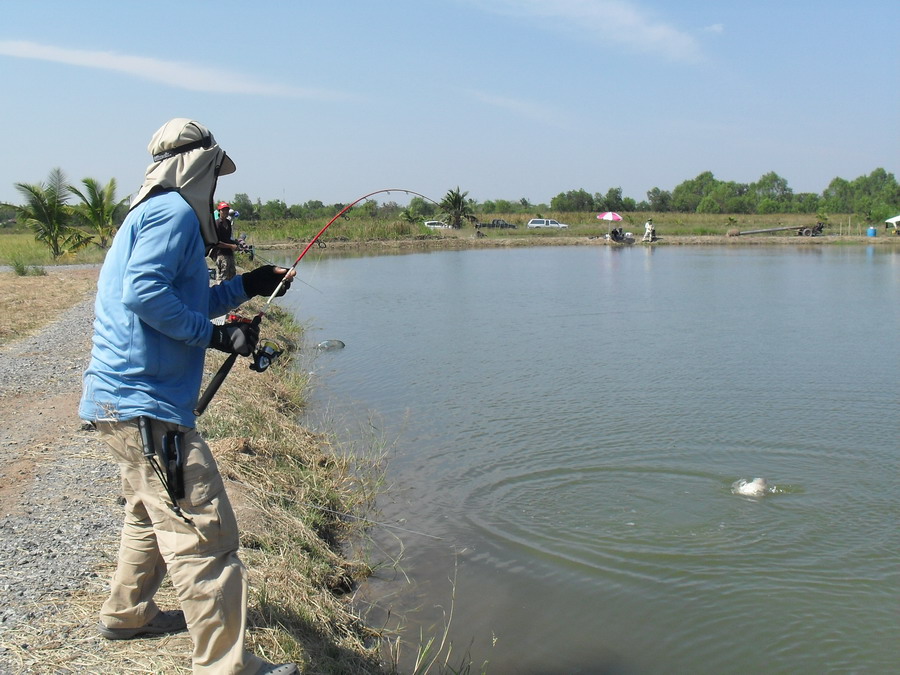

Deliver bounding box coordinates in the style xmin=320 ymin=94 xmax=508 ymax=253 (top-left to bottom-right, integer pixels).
xmin=10 ymin=256 xmax=47 ymax=276
xmin=243 ymin=217 xmax=427 ymax=246
xmin=0 ymin=231 xmax=108 ymax=266
xmin=474 ymin=211 xmax=846 ymax=237
xmin=236 ymin=211 xmax=863 ymax=245
xmin=2 ymin=211 xmax=868 ymax=266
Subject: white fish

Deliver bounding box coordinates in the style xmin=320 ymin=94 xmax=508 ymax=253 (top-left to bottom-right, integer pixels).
xmin=733 ymin=477 xmax=769 ymax=496
xmin=316 ymin=339 xmax=345 ymax=351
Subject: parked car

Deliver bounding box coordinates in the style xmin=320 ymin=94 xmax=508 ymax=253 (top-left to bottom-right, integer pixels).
xmin=527 ymin=218 xmax=568 ymax=229
xmin=478 ymin=219 xmax=517 ymax=229
xmin=424 ymin=220 xmax=450 ymax=229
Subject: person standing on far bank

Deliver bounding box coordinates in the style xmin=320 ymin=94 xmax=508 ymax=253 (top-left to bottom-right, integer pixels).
xmin=213 ymin=200 xmax=238 ymax=281
xmin=79 ymin=118 xmax=297 ymax=675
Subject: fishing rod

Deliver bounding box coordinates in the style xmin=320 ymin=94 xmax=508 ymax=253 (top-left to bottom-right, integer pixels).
xmin=236 ymin=239 xmax=323 ymax=294
xmin=194 ymin=187 xmax=438 ymax=416
xmin=262 ymin=187 xmax=439 ymax=303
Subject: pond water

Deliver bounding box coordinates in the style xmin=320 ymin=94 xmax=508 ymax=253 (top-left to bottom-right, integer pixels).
xmin=276 ymin=244 xmax=898 ymax=674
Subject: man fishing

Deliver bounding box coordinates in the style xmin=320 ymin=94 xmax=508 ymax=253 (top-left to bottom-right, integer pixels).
xmin=79 ymin=118 xmax=296 ymax=675
xmin=212 ymin=200 xmax=238 ymax=281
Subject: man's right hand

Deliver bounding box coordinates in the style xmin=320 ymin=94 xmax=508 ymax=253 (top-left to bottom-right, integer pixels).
xmin=209 ymin=321 xmax=259 ymax=356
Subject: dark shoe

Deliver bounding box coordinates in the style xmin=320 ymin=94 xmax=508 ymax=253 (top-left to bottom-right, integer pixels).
xmin=97 ymin=609 xmax=187 ymax=640
xmin=257 ymin=664 xmax=298 ymax=675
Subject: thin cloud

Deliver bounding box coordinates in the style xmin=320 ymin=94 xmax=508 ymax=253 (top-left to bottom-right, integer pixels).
xmin=704 ymin=24 xmax=725 ymax=34
xmin=0 ymin=40 xmax=351 ymax=100
xmin=468 ymin=0 xmax=701 ymax=63
xmin=466 ymin=89 xmax=571 ymax=127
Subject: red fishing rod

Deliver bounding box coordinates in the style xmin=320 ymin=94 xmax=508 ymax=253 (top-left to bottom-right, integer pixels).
xmin=261 ymin=187 xmax=438 ymax=303
xmin=194 ymin=187 xmax=438 ymax=416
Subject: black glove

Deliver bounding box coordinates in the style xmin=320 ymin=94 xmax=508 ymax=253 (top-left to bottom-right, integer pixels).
xmin=241 ymin=265 xmax=293 ymax=298
xmin=209 ymin=321 xmax=259 ymax=356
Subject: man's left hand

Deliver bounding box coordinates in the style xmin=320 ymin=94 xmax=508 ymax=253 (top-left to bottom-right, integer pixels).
xmin=241 ymin=265 xmax=295 ymax=298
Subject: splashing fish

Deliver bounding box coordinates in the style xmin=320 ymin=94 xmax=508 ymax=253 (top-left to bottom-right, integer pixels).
xmin=732 ymin=477 xmax=769 ymax=496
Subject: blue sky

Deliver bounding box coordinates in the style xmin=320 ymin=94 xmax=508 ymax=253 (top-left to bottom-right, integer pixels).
xmin=1 ymin=0 xmax=897 ymax=208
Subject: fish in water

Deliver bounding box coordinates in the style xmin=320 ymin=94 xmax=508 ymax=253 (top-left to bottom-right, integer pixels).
xmin=316 ymin=339 xmax=345 ymax=351
xmin=732 ymin=477 xmax=769 ymax=496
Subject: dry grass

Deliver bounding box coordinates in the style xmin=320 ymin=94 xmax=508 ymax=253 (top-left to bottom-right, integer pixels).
xmin=195 ymin=302 xmax=387 ymax=673
xmin=0 ymin=268 xmax=99 ymax=344
xmin=0 ymin=282 xmax=389 ymax=673
xmin=0 ymin=568 xmax=195 ymax=674
xmin=0 ymin=432 xmax=194 ymax=674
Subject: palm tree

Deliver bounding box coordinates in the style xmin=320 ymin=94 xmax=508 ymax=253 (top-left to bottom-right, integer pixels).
xmin=440 ymin=186 xmax=473 ymax=229
xmin=399 ymin=208 xmax=418 ymax=225
xmin=13 ymin=168 xmax=92 ymax=259
xmin=69 ymin=177 xmax=128 ymax=249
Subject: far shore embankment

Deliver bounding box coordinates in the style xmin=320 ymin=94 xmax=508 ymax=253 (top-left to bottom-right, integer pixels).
xmin=259 ymin=231 xmax=900 ymax=255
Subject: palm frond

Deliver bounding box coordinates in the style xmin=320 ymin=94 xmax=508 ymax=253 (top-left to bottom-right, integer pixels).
xmin=12 ymin=168 xmax=81 ymax=258
xmin=68 ymin=176 xmax=125 ymax=248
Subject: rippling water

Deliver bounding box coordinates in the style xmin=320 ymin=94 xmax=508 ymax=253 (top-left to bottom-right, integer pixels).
xmin=279 ymin=245 xmax=898 ymax=674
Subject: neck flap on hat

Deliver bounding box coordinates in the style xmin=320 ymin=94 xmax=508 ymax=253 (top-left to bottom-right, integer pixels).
xmin=130 ymin=118 xmax=236 ymax=248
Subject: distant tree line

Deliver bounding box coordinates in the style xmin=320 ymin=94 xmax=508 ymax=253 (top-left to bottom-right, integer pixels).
xmin=548 ymin=169 xmax=899 ymax=222
xmin=225 ymin=194 xmax=405 ymax=222
xmin=224 ymin=168 xmax=899 ymax=224
xmin=4 ymin=167 xmax=898 ymax=248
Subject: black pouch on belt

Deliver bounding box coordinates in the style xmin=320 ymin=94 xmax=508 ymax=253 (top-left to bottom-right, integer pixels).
xmin=162 ymin=430 xmax=186 ymax=500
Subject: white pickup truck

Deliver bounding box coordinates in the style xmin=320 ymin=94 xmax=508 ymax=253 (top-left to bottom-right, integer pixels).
xmin=526 ymin=218 xmax=568 ymax=229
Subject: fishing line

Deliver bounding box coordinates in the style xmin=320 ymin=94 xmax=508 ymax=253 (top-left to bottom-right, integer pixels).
xmin=298 ymin=500 xmax=444 ymax=540
xmin=243 ymin=485 xmax=443 ymax=540
xmin=263 ymin=188 xmax=441 ymax=304
xmin=246 ymin=249 xmax=324 ymax=294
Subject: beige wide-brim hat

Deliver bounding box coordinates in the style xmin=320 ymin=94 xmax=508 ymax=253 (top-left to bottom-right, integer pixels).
xmin=131 ymin=118 xmax=235 ymax=247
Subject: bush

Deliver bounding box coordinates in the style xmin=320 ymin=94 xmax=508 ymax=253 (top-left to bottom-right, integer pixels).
xmin=10 ymin=256 xmax=46 ymax=276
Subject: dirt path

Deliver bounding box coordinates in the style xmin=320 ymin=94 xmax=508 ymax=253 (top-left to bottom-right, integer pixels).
xmin=0 ymin=280 xmax=128 ymax=673
xmin=0 ymin=391 xmax=84 ymax=515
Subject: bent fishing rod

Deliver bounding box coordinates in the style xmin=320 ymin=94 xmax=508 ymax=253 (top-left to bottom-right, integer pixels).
xmin=194 ymin=187 xmax=438 ymax=416
xmin=262 ymin=187 xmax=439 ymax=301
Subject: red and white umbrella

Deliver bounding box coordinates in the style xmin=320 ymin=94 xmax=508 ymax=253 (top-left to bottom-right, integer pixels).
xmin=597 ymin=211 xmax=622 ymax=221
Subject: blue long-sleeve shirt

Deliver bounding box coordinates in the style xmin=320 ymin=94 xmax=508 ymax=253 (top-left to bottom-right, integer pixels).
xmin=80 ymin=190 xmax=249 ymax=427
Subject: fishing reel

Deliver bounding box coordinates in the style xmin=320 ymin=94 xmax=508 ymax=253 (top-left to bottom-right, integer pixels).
xmin=236 ymin=233 xmax=255 ymax=260
xmin=250 ymin=340 xmax=283 ymax=372
xmin=226 ymin=313 xmax=283 ymax=373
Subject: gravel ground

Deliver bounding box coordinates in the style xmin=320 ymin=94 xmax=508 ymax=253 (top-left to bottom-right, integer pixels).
xmin=0 ymin=298 xmax=122 ymax=673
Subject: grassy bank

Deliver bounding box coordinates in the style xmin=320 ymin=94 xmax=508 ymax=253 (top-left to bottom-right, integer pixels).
xmin=0 ymin=231 xmax=108 ymax=267
xmin=197 ymin=300 xmax=388 ymax=673
xmin=0 ymin=267 xmax=400 ymax=672
xmin=2 ymin=211 xmax=896 ymax=268
xmin=239 ymin=210 xmax=885 ymax=246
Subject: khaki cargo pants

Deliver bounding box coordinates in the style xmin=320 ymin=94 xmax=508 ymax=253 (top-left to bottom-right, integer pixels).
xmin=97 ymin=419 xmax=264 ymax=675
xmin=215 ymin=253 xmax=236 ymax=282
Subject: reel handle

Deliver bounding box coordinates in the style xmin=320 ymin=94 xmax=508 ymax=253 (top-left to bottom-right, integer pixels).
xmin=194 ymin=315 xmax=262 ymax=417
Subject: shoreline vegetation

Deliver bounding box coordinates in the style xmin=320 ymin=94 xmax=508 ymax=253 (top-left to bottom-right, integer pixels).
xmin=0 ymin=260 xmax=467 ymax=673
xmin=238 ymin=211 xmax=900 ymax=257
xmin=1 ymin=223 xmax=898 ymax=672
xmin=2 ymin=210 xmax=898 ymax=269
xmin=197 ymin=300 xmax=388 ymax=673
